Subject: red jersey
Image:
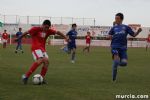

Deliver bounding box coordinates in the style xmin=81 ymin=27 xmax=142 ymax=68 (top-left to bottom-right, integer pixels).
xmin=28 ymin=27 xmax=57 ymax=52
xmin=147 ymin=37 xmax=150 ymax=43
xmin=85 ymin=35 xmax=91 ymax=44
xmin=2 ymin=33 xmax=9 ymax=40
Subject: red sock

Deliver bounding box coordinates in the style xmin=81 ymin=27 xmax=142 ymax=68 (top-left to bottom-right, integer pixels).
xmin=40 ymin=66 xmax=48 ymax=77
xmin=25 ymin=62 xmax=41 ymax=78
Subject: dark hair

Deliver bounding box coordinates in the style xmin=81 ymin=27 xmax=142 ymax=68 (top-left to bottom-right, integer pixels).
xmin=4 ymin=30 xmax=7 ymax=32
xmin=43 ymin=20 xmax=51 ymax=26
xmin=72 ymin=23 xmax=77 ymax=28
xmin=116 ymin=13 xmax=124 ymax=20
xmin=87 ymin=31 xmax=90 ymax=34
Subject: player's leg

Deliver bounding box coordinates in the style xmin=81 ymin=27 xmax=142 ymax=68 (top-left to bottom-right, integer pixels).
xmin=3 ymin=40 xmax=6 ymax=48
xmin=15 ymin=42 xmax=19 ymax=53
xmin=22 ymin=58 xmax=44 ymax=84
xmin=83 ymin=44 xmax=88 ymax=52
xmin=71 ymin=48 xmax=76 ymax=63
xmin=19 ymin=43 xmax=24 ymax=53
xmin=119 ymin=48 xmax=128 ymax=67
xmin=22 ymin=50 xmax=44 ymax=84
xmin=112 ymin=49 xmax=120 ymax=81
xmin=40 ymin=53 xmax=49 ymax=78
xmin=25 ymin=58 xmax=43 ymax=78
xmin=87 ymin=44 xmax=90 ymax=52
xmin=62 ymin=45 xmax=68 ymax=53
xmin=3 ymin=42 xmax=5 ymax=48
xmin=4 ymin=42 xmax=6 ymax=48
xmin=146 ymin=42 xmax=150 ymax=51
xmin=67 ymin=44 xmax=71 ymax=54
xmin=4 ymin=40 xmax=7 ymax=48
xmin=40 ymin=55 xmax=49 ymax=84
xmin=83 ymin=46 xmax=87 ymax=52
xmin=146 ymin=42 xmax=148 ymax=51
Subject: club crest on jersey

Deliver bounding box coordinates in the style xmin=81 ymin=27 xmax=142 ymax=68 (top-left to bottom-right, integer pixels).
xmin=41 ymin=32 xmax=46 ymax=38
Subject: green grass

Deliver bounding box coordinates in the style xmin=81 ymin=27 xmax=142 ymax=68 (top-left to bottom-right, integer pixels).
xmin=0 ymin=45 xmax=150 ymax=100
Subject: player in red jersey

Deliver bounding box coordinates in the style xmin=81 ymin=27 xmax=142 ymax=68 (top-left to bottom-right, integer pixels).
xmin=146 ymin=33 xmax=150 ymax=51
xmin=15 ymin=20 xmax=68 ymax=84
xmin=83 ymin=32 xmax=92 ymax=53
xmin=2 ymin=30 xmax=9 ymax=48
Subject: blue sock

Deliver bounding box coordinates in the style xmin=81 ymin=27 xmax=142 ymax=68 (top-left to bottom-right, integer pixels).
xmin=112 ymin=60 xmax=119 ymax=81
xmin=71 ymin=52 xmax=75 ymax=61
xmin=119 ymin=61 xmax=127 ymax=66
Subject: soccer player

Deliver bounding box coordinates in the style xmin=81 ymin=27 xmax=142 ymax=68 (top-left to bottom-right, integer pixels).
xmin=108 ymin=13 xmax=142 ymax=81
xmin=67 ymin=24 xmax=78 ymax=63
xmin=83 ymin=31 xmax=92 ymax=53
xmin=15 ymin=20 xmax=68 ymax=84
xmin=2 ymin=30 xmax=9 ymax=48
xmin=146 ymin=33 xmax=150 ymax=51
xmin=15 ymin=28 xmax=24 ymax=53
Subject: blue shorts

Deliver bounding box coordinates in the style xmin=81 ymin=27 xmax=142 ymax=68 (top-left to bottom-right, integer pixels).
xmin=68 ymin=43 xmax=76 ymax=50
xmin=111 ymin=47 xmax=127 ymax=60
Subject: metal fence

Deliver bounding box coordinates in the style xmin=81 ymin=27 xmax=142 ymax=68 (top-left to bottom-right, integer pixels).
xmin=0 ymin=14 xmax=96 ymax=26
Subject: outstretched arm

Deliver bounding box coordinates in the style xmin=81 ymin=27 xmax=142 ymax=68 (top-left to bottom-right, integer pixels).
xmin=107 ymin=35 xmax=112 ymax=40
xmin=15 ymin=31 xmax=29 ymax=42
xmin=56 ymin=31 xmax=69 ymax=41
xmin=132 ymin=28 xmax=142 ymax=37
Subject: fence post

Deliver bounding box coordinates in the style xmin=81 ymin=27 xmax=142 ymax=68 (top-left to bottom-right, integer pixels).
xmin=94 ymin=18 xmax=96 ymax=26
xmin=16 ymin=15 xmax=18 ymax=24
xmin=72 ymin=17 xmax=73 ymax=24
xmin=39 ymin=16 xmax=40 ymax=25
xmin=83 ymin=18 xmax=84 ymax=25
xmin=61 ymin=17 xmax=63 ymax=24
xmin=27 ymin=16 xmax=29 ymax=25
xmin=4 ymin=15 xmax=5 ymax=24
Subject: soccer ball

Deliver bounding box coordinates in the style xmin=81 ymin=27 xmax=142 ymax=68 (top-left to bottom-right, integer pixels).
xmin=32 ymin=74 xmax=43 ymax=85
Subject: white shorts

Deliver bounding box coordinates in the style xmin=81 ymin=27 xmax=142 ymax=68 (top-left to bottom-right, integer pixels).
xmin=2 ymin=39 xmax=7 ymax=43
xmin=86 ymin=43 xmax=90 ymax=47
xmin=32 ymin=49 xmax=48 ymax=61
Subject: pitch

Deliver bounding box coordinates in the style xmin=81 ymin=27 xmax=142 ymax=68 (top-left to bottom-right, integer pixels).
xmin=0 ymin=45 xmax=149 ymax=100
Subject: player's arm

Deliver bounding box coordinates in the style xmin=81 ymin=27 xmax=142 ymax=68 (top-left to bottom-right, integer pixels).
xmin=56 ymin=31 xmax=69 ymax=42
xmin=107 ymin=35 xmax=112 ymax=40
xmin=107 ymin=27 xmax=114 ymax=40
xmin=128 ymin=26 xmax=142 ymax=37
xmin=66 ymin=31 xmax=71 ymax=42
xmin=15 ymin=31 xmax=29 ymax=42
xmin=132 ymin=28 xmax=142 ymax=37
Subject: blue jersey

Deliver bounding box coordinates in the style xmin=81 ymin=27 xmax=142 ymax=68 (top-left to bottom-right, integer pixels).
xmin=16 ymin=32 xmax=23 ymax=42
xmin=67 ymin=29 xmax=77 ymax=44
xmin=109 ymin=24 xmax=134 ymax=48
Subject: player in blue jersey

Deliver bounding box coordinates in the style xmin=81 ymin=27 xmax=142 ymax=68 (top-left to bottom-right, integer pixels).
xmin=66 ymin=24 xmax=78 ymax=63
xmin=15 ymin=28 xmax=24 ymax=53
xmin=108 ymin=13 xmax=142 ymax=81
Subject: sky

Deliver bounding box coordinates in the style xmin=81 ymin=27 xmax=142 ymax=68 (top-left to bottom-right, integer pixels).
xmin=0 ymin=0 xmax=150 ymax=26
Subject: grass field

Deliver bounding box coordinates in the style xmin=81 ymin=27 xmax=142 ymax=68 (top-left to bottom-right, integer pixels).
xmin=0 ymin=45 xmax=150 ymax=100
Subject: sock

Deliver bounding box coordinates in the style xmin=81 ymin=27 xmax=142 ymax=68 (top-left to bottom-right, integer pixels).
xmin=119 ymin=61 xmax=127 ymax=66
xmin=112 ymin=60 xmax=119 ymax=81
xmin=71 ymin=52 xmax=75 ymax=61
xmin=40 ymin=66 xmax=48 ymax=77
xmin=25 ymin=62 xmax=41 ymax=78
